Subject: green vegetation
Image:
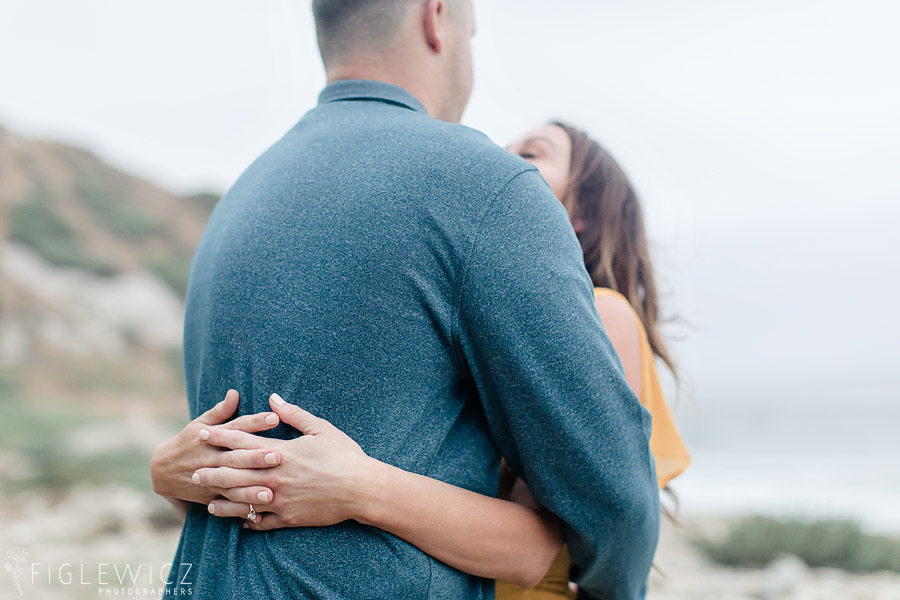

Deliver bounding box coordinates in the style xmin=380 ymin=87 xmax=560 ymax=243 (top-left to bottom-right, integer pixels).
xmin=148 ymin=252 xmax=193 ymax=297
xmin=693 ymin=515 xmax=900 ymax=573
xmin=26 ymin=444 xmax=150 ymax=492
xmin=0 ymin=398 xmax=152 ymax=493
xmin=165 ymin=347 xmax=185 ymax=386
xmin=77 ymin=178 xmax=159 ymax=240
xmin=183 ymin=191 xmax=220 ymax=214
xmin=9 ymin=184 xmax=116 ymax=276
xmin=62 ymin=359 xmax=158 ymax=394
xmin=0 ymin=369 xmax=20 ymax=401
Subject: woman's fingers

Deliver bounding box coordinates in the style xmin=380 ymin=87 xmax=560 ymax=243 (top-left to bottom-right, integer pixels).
xmin=209 ymin=448 xmax=280 ymax=469
xmin=194 ymin=389 xmax=240 ymax=426
xmin=207 ymin=499 xmax=261 ymax=521
xmin=199 ymin=426 xmax=271 ymax=451
xmin=193 ymin=466 xmax=269 ymax=489
xmin=215 ymin=486 xmax=274 ymax=506
xmin=243 ymin=512 xmax=289 ymax=531
xmin=223 ymin=412 xmax=280 ymax=433
xmin=269 ymin=393 xmax=329 ymax=436
xmin=206 ymin=499 xmax=287 ymax=530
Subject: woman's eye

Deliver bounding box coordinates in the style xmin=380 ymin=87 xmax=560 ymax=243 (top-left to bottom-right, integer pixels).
xmin=520 ymin=152 xmax=536 ymax=159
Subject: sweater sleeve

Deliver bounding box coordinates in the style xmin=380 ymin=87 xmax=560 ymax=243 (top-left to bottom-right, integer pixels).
xmin=456 ymin=169 xmax=660 ymax=599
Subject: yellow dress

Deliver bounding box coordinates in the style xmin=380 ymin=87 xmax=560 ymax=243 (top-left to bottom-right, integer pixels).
xmin=495 ymin=287 xmax=690 ymax=600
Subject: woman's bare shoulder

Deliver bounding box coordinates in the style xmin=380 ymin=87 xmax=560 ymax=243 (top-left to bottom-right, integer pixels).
xmin=593 ymin=289 xmax=641 ymax=338
xmin=592 ymin=288 xmax=643 ymax=395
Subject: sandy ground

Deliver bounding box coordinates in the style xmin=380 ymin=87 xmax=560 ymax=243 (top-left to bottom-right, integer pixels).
xmin=2 ymin=485 xmax=899 ymax=599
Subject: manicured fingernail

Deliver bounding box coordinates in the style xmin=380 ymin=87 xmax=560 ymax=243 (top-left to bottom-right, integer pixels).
xmin=265 ymin=414 xmax=278 ymax=426
xmin=199 ymin=429 xmax=210 ymax=440
xmin=258 ymin=491 xmax=269 ymax=502
xmin=242 ymin=522 xmax=249 ymax=529
xmin=264 ymin=452 xmax=277 ymax=465
xmin=271 ymin=393 xmax=285 ymax=406
xmin=207 ymin=503 xmax=216 ymax=515
xmin=192 ymin=472 xmax=200 ymax=484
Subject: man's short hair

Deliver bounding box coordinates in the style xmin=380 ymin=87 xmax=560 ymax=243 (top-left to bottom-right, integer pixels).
xmin=313 ymin=0 xmax=417 ymax=63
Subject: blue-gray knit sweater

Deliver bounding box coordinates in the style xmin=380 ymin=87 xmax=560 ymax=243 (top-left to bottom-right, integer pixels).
xmin=169 ymin=79 xmax=659 ymax=600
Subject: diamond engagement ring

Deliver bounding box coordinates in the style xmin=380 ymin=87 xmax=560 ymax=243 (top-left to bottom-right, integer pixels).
xmin=246 ymin=504 xmax=256 ymax=521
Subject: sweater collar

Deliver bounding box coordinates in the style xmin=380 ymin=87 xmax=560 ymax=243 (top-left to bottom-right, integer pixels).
xmin=318 ymin=79 xmax=429 ymax=115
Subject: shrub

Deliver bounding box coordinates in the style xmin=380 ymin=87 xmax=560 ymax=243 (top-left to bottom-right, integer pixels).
xmin=0 ymin=401 xmax=151 ymax=492
xmin=148 ymin=252 xmax=193 ymax=297
xmin=183 ymin=191 xmax=220 ymax=214
xmin=10 ymin=185 xmax=80 ymax=261
xmin=0 ymin=370 xmax=20 ymax=401
xmin=693 ymin=515 xmax=900 ymax=573
xmin=9 ymin=185 xmax=117 ymax=276
xmin=165 ymin=347 xmax=185 ymax=385
xmin=77 ymin=178 xmax=159 ymax=240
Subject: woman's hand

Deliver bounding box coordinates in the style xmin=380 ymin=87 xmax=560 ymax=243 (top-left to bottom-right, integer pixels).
xmin=198 ymin=394 xmax=563 ymax=586
xmin=150 ymin=389 xmax=284 ymax=513
xmin=196 ymin=393 xmax=381 ymax=530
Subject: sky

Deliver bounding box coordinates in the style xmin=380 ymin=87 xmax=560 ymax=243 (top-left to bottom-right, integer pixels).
xmin=2 ymin=0 xmax=899 ymax=407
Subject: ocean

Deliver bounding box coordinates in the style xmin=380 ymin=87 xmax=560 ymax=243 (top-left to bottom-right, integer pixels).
xmin=670 ymin=378 xmax=900 ymax=533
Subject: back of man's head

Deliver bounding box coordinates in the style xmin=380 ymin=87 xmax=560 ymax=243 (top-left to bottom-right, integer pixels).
xmin=312 ymin=0 xmax=475 ymax=123
xmin=313 ymin=0 xmax=416 ymax=65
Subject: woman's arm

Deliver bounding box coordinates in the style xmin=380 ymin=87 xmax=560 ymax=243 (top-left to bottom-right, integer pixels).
xmin=356 ymin=458 xmax=563 ymax=588
xmin=593 ymin=293 xmax=643 ymax=396
xmin=199 ymin=395 xmax=564 ymax=588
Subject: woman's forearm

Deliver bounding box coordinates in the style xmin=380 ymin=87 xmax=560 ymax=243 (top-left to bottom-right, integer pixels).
xmin=189 ymin=396 xmax=562 ymax=586
xmin=355 ymin=459 xmax=563 ymax=588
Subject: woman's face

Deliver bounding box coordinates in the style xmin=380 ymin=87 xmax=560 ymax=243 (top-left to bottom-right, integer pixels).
xmin=507 ymin=124 xmax=572 ymax=200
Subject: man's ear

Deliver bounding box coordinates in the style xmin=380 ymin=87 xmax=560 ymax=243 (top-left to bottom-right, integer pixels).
xmin=423 ymin=0 xmax=445 ymax=53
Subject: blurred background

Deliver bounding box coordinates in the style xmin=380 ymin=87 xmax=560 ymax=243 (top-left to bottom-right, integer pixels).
xmin=1 ymin=1 xmax=898 ymax=598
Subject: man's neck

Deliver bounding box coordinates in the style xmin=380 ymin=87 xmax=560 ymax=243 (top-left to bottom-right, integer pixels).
xmin=325 ymin=63 xmax=443 ymax=120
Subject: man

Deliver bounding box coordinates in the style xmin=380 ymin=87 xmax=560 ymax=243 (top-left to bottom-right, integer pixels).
xmin=151 ymin=0 xmax=659 ymax=598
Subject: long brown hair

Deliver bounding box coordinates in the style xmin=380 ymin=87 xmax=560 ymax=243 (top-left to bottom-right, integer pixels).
xmin=553 ymin=122 xmax=677 ymax=378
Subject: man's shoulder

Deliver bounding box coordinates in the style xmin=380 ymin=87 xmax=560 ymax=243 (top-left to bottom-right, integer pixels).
xmin=430 ymin=120 xmax=530 ymax=166
xmin=276 ymin=105 xmax=547 ymax=206
xmin=409 ymin=119 xmax=546 ymax=197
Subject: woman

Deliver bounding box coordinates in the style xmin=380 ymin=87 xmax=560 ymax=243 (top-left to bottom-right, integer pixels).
xmin=183 ymin=123 xmax=690 ymax=598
